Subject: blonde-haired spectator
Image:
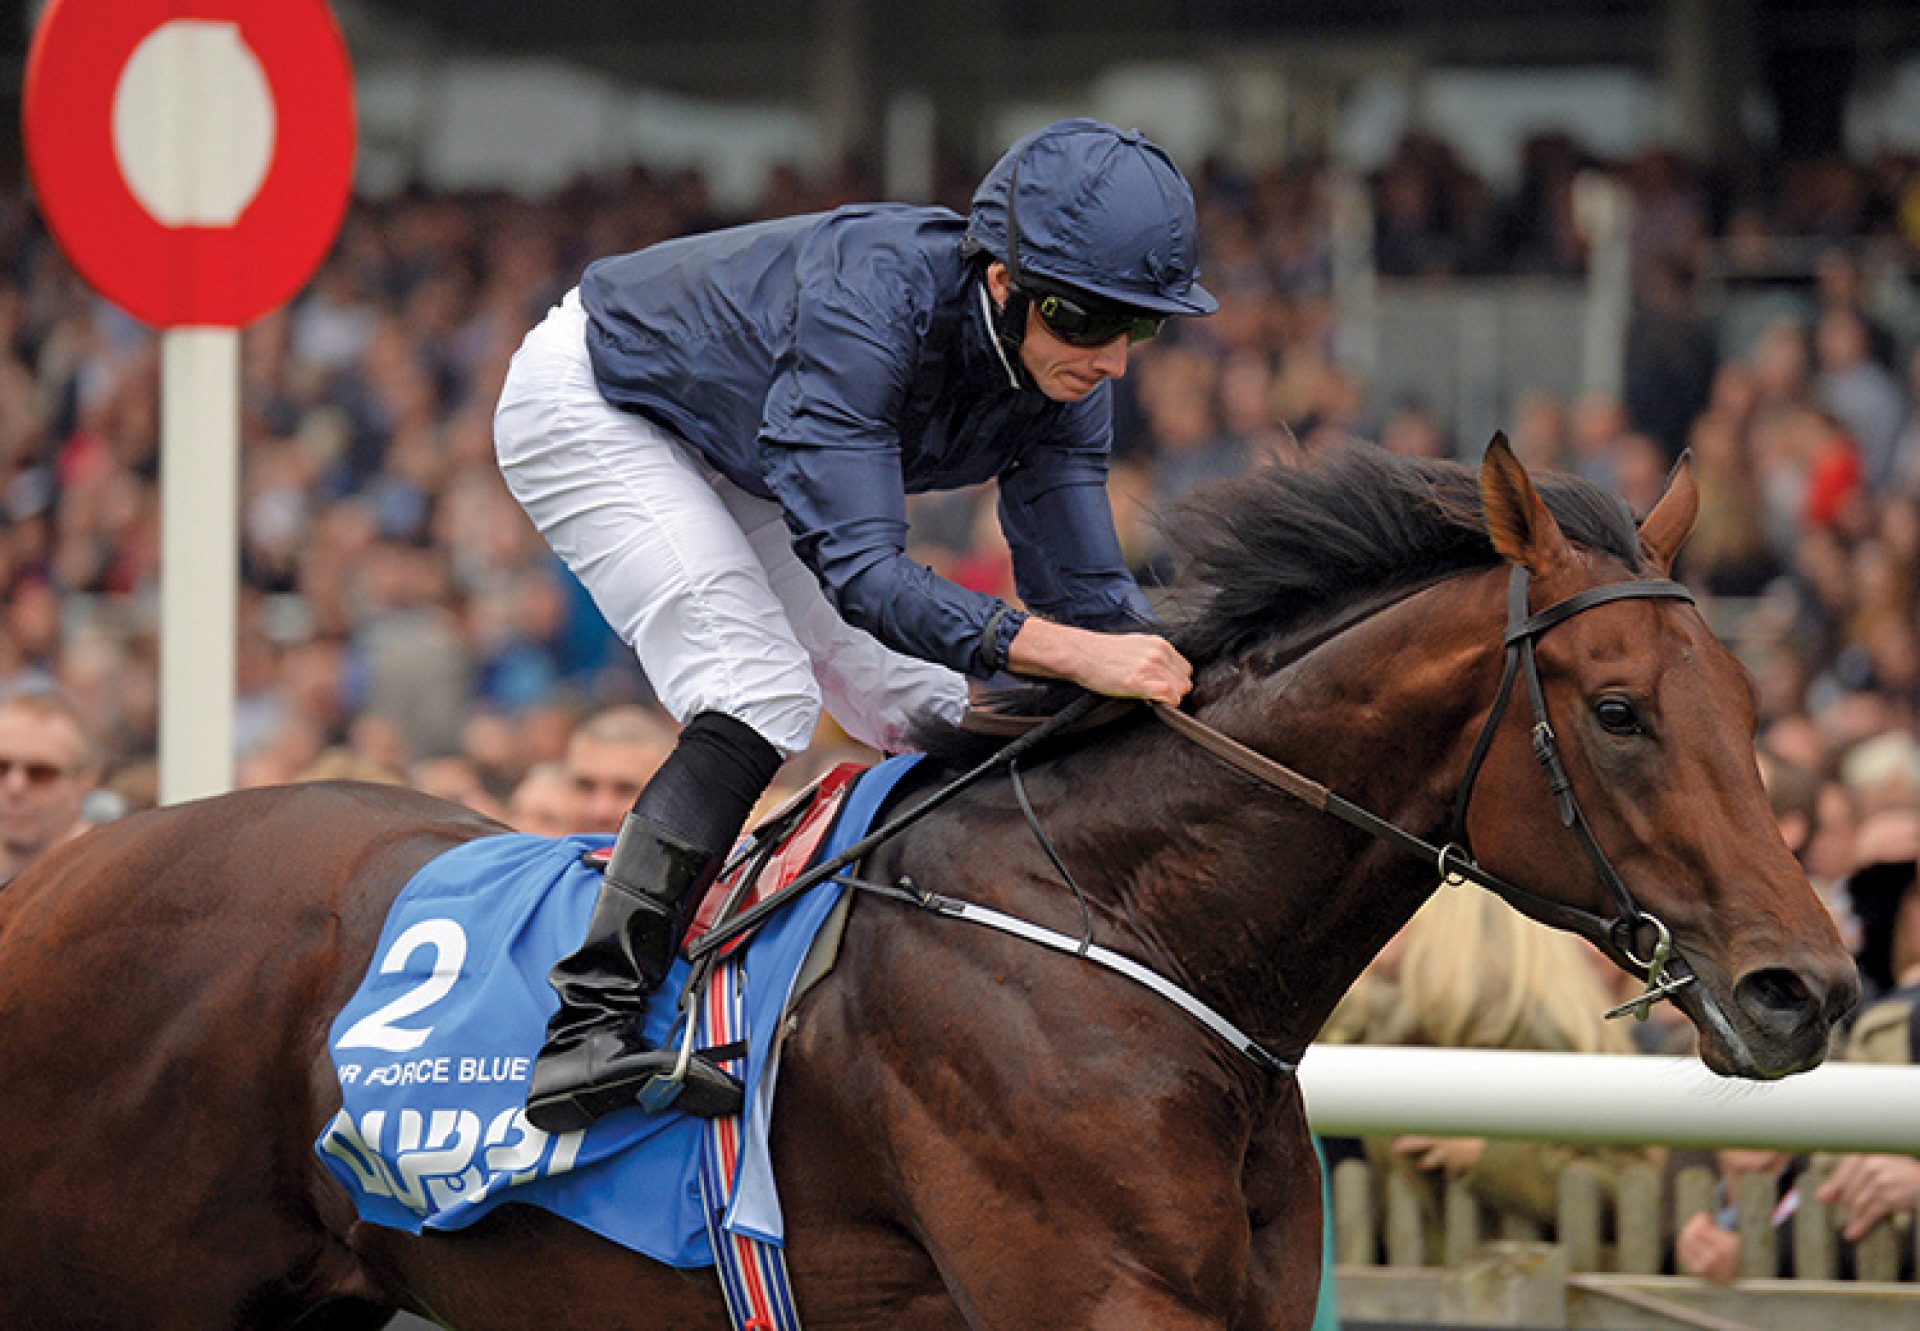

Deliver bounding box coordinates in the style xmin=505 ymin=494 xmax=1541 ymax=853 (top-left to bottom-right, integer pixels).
xmin=1378 ymin=886 xmax=1637 ymax=1056
xmin=1346 ymin=886 xmax=1652 ymax=1255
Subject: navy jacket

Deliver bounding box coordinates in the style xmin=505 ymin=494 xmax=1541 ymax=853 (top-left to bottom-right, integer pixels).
xmin=578 ymin=204 xmax=1151 ymax=679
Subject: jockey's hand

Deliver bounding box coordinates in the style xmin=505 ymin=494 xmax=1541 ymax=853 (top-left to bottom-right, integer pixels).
xmin=1007 ymin=618 xmax=1192 ymax=706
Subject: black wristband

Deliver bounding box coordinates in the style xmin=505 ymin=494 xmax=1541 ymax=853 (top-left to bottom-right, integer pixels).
xmin=973 ymin=604 xmax=1028 ymax=676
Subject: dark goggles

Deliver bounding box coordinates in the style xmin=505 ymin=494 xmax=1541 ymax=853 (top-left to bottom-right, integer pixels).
xmin=1023 ymin=284 xmax=1166 ymax=347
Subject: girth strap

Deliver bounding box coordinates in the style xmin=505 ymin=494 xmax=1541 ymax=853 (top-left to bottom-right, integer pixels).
xmin=850 ymin=873 xmax=1295 ymax=1077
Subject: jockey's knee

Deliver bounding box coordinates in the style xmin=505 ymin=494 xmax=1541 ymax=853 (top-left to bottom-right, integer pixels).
xmin=723 ymin=690 xmax=819 ymax=760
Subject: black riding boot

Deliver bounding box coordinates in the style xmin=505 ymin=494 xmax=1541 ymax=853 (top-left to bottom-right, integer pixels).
xmin=525 ymin=711 xmax=782 ymax=1132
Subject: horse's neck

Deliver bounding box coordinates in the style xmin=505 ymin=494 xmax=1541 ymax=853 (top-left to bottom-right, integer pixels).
xmin=1096 ymin=575 xmax=1505 ymax=1056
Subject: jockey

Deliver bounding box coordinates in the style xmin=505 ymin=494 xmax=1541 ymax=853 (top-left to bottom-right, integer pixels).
xmin=494 ymin=118 xmax=1216 ymax=1132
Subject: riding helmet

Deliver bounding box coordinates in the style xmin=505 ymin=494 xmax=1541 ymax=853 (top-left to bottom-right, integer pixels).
xmin=965 ymin=118 xmax=1218 ymax=317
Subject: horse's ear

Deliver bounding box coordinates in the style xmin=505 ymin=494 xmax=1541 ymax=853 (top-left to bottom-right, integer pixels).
xmin=1638 ymin=450 xmax=1698 ymax=576
xmin=1480 ymin=433 xmax=1575 ymax=576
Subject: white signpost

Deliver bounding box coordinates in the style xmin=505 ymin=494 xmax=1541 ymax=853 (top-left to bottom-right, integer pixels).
xmin=25 ymin=0 xmax=356 ymax=802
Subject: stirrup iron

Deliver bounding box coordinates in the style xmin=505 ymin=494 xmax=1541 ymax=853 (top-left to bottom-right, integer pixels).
xmin=635 ymin=1011 xmax=705 ymax=1112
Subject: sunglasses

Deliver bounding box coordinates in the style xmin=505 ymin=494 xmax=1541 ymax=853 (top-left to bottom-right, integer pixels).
xmin=0 ymin=758 xmax=73 ymax=786
xmin=1024 ymin=285 xmax=1166 ymax=347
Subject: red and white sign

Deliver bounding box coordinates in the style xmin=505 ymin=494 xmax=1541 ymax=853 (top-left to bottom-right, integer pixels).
xmin=25 ymin=0 xmax=355 ymax=329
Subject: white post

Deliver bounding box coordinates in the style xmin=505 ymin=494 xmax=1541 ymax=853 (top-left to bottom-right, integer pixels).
xmin=1301 ymin=1046 xmax=1920 ymax=1155
xmin=884 ymin=90 xmax=937 ymax=205
xmin=118 ymin=19 xmax=269 ymax=806
xmin=1575 ymin=170 xmax=1633 ymax=400
xmin=159 ymin=327 xmax=238 ymax=804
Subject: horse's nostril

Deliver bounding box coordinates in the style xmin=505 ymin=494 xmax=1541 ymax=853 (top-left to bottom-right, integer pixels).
xmin=1735 ymin=968 xmax=1816 ymax=1027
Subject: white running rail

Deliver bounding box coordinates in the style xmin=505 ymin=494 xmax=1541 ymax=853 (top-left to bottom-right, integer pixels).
xmin=1301 ymin=1046 xmax=1920 ymax=1154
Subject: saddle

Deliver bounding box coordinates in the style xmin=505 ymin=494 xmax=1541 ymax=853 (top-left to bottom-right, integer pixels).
xmin=581 ymin=762 xmax=866 ymax=962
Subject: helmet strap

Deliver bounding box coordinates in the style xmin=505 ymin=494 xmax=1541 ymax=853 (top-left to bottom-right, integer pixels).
xmin=989 ymin=150 xmax=1038 ymax=389
xmin=981 ymin=275 xmax=1036 ymax=391
xmin=1005 ymin=152 xmax=1025 ymax=287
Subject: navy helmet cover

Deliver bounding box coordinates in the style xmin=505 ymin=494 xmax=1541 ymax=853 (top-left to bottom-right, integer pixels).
xmin=965 ymin=118 xmax=1218 ymax=318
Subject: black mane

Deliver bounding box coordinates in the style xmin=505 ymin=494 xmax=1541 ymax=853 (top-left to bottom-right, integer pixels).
xmin=1160 ymin=444 xmax=1642 ymax=665
xmin=911 ymin=444 xmax=1643 ymax=763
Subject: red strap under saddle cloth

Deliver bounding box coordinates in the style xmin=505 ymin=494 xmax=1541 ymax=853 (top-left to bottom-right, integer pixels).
xmin=582 ymin=762 xmax=867 ymax=959
xmin=691 ymin=762 xmax=864 ymax=955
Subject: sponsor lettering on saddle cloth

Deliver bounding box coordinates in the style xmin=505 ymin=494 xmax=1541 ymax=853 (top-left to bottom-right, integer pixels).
xmin=315 ymin=755 xmax=920 ymax=1276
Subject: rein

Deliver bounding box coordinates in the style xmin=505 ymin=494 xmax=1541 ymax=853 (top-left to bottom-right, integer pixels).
xmin=681 ymin=562 xmax=1703 ymax=1091
xmin=1154 ymin=564 xmax=1700 ymax=1023
xmin=683 ymin=693 xmax=1296 ymax=1079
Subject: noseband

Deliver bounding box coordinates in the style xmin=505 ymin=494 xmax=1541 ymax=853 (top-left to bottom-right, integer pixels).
xmin=1156 ymin=563 xmax=1701 ymax=1023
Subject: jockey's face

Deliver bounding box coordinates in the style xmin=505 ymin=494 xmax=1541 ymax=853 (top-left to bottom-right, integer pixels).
xmin=985 ymin=262 xmax=1131 ymax=404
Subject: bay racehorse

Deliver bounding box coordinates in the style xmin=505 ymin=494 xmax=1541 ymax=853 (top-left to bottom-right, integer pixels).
xmin=0 ymin=441 xmax=1856 ymax=1329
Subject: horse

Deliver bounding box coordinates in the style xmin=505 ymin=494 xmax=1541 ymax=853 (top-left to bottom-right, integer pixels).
xmin=0 ymin=441 xmax=1856 ymax=1331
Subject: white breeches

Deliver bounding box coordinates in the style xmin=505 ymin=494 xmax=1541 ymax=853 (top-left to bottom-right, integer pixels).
xmin=494 ymin=291 xmax=969 ymax=756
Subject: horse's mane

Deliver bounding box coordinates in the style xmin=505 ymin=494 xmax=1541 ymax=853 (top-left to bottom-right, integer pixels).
xmin=911 ymin=444 xmax=1643 ymax=766
xmin=1161 ymin=444 xmax=1643 ymax=662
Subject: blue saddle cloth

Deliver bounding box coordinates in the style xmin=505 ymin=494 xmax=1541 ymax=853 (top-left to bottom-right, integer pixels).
xmin=315 ymin=756 xmax=918 ymax=1267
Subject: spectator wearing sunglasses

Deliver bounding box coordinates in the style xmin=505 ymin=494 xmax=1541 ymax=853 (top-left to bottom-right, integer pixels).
xmin=0 ymin=690 xmax=98 ymax=891
xmin=494 ymin=118 xmax=1216 ymax=1130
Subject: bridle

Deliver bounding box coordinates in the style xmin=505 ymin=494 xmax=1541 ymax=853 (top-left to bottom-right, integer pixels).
xmin=1454 ymin=565 xmax=1698 ymax=1013
xmin=1155 ymin=562 xmax=1700 ymax=1023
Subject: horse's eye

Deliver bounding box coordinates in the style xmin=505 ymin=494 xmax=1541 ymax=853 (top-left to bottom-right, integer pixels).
xmin=1594 ymin=698 xmax=1642 ymax=736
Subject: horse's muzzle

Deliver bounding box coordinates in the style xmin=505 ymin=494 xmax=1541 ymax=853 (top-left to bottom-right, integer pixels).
xmin=1723 ymin=958 xmax=1859 ymax=1076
